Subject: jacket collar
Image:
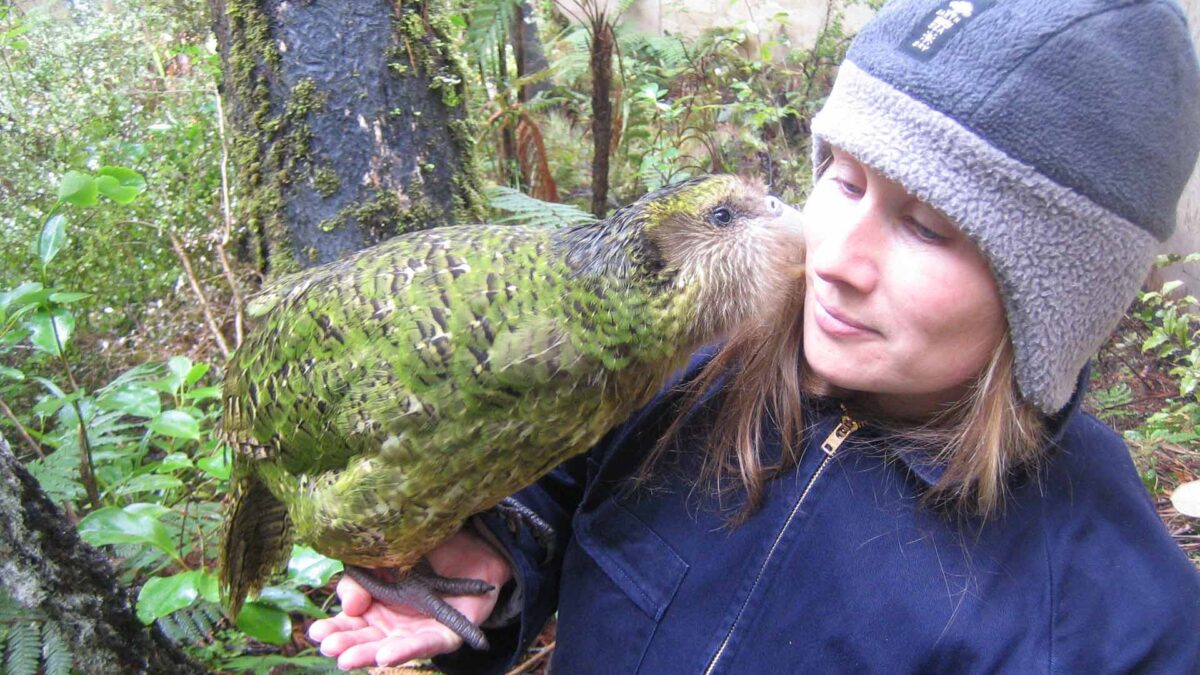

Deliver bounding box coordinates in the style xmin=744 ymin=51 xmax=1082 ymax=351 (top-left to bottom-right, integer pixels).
xmin=885 ymin=364 xmax=1091 ymax=488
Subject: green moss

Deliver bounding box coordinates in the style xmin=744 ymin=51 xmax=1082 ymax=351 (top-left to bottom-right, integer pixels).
xmin=313 ymin=166 xmax=340 ymax=198
xmin=221 ymin=0 xmax=339 ymax=277
xmin=315 ymin=186 xmax=454 ymax=237
xmin=221 ymin=0 xmax=484 ymax=274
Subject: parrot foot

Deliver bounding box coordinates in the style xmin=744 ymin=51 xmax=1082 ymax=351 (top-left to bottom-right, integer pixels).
xmin=343 ymin=563 xmax=493 ymax=651
xmin=496 ymin=496 xmax=556 ymax=564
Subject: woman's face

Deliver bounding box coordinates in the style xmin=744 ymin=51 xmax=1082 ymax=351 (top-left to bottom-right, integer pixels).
xmin=802 ymin=147 xmax=1006 ymax=419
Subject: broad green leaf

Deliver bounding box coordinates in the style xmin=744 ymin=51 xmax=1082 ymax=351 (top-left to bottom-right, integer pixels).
xmin=182 ymin=385 xmax=221 ymax=401
xmin=196 ymin=447 xmax=230 ymax=480
xmin=257 ymin=585 xmax=325 ymax=618
xmin=33 ymin=390 xmax=78 ymax=418
xmin=168 ymin=355 xmax=192 ymax=379
xmin=97 ymin=385 xmax=160 ymax=418
xmin=287 ymin=546 xmax=343 ymax=588
xmin=197 ymin=571 xmax=221 ymax=603
xmin=58 ymin=171 xmax=97 ymax=206
xmin=0 ymin=24 xmax=30 ymax=42
xmin=1142 ymin=333 xmax=1169 ymax=352
xmin=0 ymin=281 xmax=47 ymax=312
xmin=0 ymin=365 xmax=24 ymax=381
xmin=114 ymin=473 xmax=184 ymax=495
xmin=26 ymin=308 xmax=74 ymax=355
xmin=1160 ymin=280 xmax=1184 ymax=296
xmin=38 ymin=214 xmax=66 ymax=266
xmin=155 ymin=452 xmax=193 ymax=472
xmin=97 ymin=165 xmax=146 ymax=188
xmin=1181 ymin=374 xmax=1197 ymax=396
xmin=125 ymin=502 xmax=172 ymax=519
xmin=236 ymin=602 xmax=292 ymax=645
xmin=33 ymin=376 xmax=67 ymax=398
xmin=78 ymin=505 xmax=179 ymax=558
xmin=48 ymin=291 xmax=91 ymax=304
xmin=158 ymin=355 xmax=192 ymax=393
xmin=149 ymin=410 xmax=199 ymax=440
xmin=137 ymin=572 xmax=202 ymax=624
xmin=96 ymin=176 xmax=130 ymax=204
xmin=184 ymin=362 xmax=210 ymax=386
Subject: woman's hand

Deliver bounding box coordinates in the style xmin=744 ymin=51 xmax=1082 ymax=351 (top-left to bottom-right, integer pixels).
xmin=307 ymin=528 xmax=513 ymax=670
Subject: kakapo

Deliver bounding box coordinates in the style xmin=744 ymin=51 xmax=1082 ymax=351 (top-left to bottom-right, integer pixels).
xmin=220 ymin=175 xmax=804 ymax=648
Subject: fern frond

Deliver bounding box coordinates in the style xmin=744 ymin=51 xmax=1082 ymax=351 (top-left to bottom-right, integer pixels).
xmin=4 ymin=621 xmax=41 ymax=675
xmin=642 ymin=34 xmax=689 ymax=68
xmin=40 ymin=622 xmax=71 ymax=675
xmin=25 ymin=446 xmax=86 ymax=503
xmin=486 ymin=186 xmax=595 ymax=228
xmin=466 ymin=0 xmax=518 ymax=64
xmin=157 ymin=601 xmax=221 ymax=646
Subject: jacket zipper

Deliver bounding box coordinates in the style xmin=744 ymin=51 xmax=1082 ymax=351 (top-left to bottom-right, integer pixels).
xmin=702 ymin=413 xmax=861 ymax=675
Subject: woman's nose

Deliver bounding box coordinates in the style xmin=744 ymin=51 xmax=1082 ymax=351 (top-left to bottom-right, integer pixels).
xmin=809 ymin=207 xmax=881 ymax=293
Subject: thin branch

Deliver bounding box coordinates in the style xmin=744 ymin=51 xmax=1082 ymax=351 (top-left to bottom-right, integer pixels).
xmin=213 ymin=87 xmax=245 ymax=349
xmin=507 ymin=641 xmax=555 ymax=675
xmin=50 ymin=338 xmax=101 ymax=510
xmin=169 ymin=233 xmax=232 ymax=359
xmin=0 ymin=398 xmax=44 ymax=459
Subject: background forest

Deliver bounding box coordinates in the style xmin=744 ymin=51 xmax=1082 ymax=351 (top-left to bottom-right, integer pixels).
xmin=0 ymin=0 xmax=1197 ymax=672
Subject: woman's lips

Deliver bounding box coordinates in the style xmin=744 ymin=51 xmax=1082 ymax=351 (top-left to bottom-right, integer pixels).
xmin=813 ymin=300 xmax=878 ymax=338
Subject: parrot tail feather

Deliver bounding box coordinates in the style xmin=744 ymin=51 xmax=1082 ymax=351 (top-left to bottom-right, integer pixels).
xmin=219 ymin=473 xmax=293 ymax=619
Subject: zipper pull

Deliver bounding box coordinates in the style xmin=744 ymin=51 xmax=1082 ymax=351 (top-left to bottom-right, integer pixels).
xmin=821 ymin=413 xmax=861 ymax=457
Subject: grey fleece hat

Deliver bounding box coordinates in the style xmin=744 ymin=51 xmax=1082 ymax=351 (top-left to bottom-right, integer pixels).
xmin=811 ymin=0 xmax=1200 ymax=414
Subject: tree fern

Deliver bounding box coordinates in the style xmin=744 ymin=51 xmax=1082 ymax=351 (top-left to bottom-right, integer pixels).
xmin=486 ymin=186 xmax=595 ymax=228
xmin=465 ymin=0 xmax=519 ymax=74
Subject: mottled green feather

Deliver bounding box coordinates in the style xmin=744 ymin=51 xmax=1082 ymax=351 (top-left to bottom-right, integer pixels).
xmin=219 ymin=175 xmax=801 ymax=616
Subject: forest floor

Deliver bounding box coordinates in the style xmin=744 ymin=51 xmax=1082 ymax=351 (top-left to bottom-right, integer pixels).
xmin=1088 ymin=316 xmax=1200 ymax=568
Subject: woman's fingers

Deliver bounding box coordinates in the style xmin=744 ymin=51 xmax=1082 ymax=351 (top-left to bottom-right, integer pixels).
xmin=306 ymin=613 xmax=368 ymax=642
xmin=315 ymin=624 xmax=385 ymax=657
xmin=373 ymin=627 xmax=462 ymax=666
xmin=334 ymin=575 xmax=372 ymax=616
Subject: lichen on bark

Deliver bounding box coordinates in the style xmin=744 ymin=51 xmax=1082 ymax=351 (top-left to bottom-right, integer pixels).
xmin=211 ymin=0 xmax=486 ymax=277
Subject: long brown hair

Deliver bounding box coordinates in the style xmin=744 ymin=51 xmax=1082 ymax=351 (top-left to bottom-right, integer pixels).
xmin=643 ymin=273 xmax=1047 ymax=522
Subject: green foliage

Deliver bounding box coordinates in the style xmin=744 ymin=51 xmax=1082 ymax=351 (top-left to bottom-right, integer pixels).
xmin=1125 ymin=271 xmax=1200 ymax=451
xmin=0 ymin=593 xmax=71 ymax=675
xmin=486 ymin=185 xmax=596 ymax=227
xmin=0 ymin=0 xmax=223 ymax=343
xmin=2 ymin=170 xmax=339 ymax=671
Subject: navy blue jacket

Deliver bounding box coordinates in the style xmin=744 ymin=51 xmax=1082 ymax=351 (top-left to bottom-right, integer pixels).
xmin=439 ymin=359 xmax=1200 ymax=674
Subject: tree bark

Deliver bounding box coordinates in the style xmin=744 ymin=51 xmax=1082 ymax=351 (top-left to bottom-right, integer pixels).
xmin=514 ymin=0 xmax=551 ymax=104
xmin=588 ymin=19 xmax=614 ymax=219
xmin=0 ymin=433 xmax=205 ymax=675
xmin=209 ymin=0 xmax=486 ymax=275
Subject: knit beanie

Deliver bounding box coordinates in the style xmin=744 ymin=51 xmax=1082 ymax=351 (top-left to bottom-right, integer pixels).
xmin=810 ymin=0 xmax=1200 ymax=414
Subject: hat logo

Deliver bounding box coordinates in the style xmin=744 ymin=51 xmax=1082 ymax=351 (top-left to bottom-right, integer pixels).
xmin=902 ymin=0 xmax=994 ymax=61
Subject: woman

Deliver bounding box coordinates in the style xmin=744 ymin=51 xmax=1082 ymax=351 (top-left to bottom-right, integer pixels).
xmin=310 ymin=0 xmax=1200 ymax=671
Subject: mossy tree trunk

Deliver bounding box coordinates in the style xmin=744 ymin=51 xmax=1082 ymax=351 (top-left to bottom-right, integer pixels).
xmin=209 ymin=0 xmax=487 ymax=276
xmin=0 ymin=433 xmax=206 ymax=674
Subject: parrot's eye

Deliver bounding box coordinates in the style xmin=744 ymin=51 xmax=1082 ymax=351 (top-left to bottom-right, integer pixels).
xmin=710 ymin=206 xmax=734 ymax=226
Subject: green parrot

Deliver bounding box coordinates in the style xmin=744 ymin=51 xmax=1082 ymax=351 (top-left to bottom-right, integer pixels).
xmin=219 ymin=175 xmax=803 ymax=648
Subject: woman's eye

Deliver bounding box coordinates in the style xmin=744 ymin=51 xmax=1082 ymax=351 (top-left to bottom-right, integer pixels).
xmin=907 ymin=219 xmax=946 ymax=243
xmin=833 ymin=177 xmax=864 ymax=198
xmin=711 ymin=206 xmax=734 ymax=225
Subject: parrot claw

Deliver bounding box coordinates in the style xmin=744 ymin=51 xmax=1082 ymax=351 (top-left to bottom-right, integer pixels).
xmin=343 ymin=564 xmax=492 ymax=650
xmin=496 ymin=496 xmax=556 ymax=564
